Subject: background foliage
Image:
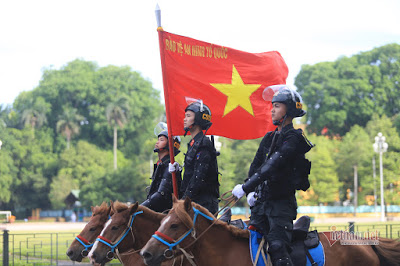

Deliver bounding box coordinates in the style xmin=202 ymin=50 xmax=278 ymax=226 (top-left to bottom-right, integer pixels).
xmin=1 ymin=44 xmax=400 ymax=217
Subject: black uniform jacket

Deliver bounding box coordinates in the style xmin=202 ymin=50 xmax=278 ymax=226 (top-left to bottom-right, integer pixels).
xmin=180 ymin=132 xmax=219 ymax=202
xmin=243 ymin=123 xmax=313 ymax=200
xmin=142 ymin=155 xmax=182 ymax=212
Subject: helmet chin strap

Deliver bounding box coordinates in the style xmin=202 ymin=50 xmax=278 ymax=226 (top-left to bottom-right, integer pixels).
xmin=184 ymin=125 xmax=193 ymax=137
xmin=153 ymin=144 xmax=168 ymax=153
xmin=273 ymin=114 xmax=287 ymax=126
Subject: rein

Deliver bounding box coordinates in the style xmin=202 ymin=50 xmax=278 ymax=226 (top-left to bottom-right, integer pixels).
xmin=152 ymin=207 xmax=214 ymax=251
xmin=152 ymin=194 xmax=239 ymax=263
xmin=95 ymin=210 xmax=143 ymax=259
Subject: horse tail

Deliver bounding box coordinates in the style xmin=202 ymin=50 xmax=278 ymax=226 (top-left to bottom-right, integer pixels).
xmin=371 ymin=237 xmax=400 ymax=266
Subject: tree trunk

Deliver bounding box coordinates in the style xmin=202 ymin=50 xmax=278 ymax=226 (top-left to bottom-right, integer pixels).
xmin=113 ymin=125 xmax=117 ymax=170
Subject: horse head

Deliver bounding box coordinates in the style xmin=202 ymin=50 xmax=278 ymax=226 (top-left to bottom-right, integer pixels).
xmin=89 ymin=202 xmax=143 ymax=264
xmin=141 ymin=195 xmax=214 ymax=266
xmin=66 ymin=202 xmax=111 ymax=262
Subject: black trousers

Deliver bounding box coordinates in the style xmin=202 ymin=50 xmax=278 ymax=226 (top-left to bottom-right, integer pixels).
xmin=249 ymin=199 xmax=296 ymax=247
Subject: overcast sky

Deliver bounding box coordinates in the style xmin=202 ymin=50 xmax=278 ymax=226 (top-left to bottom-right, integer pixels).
xmin=1 ymin=0 xmax=399 ymax=105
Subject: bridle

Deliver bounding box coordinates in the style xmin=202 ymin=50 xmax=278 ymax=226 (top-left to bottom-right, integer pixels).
xmin=74 ymin=215 xmax=112 ymax=257
xmin=95 ymin=211 xmax=143 ymax=260
xmin=75 ymin=234 xmax=94 ymax=257
xmin=152 ymin=207 xmax=214 ymax=259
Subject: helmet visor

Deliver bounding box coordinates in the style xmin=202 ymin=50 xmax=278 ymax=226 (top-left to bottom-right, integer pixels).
xmin=154 ymin=122 xmax=168 ymax=137
xmin=185 ymin=97 xmax=204 ymax=112
xmin=262 ymin=84 xmax=296 ymax=102
xmin=154 ymin=122 xmax=181 ymax=143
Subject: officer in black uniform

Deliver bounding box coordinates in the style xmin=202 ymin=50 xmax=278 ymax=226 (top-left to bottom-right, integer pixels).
xmin=232 ymin=85 xmax=313 ymax=266
xmin=170 ymin=100 xmax=220 ymax=214
xmin=141 ymin=124 xmax=182 ymax=213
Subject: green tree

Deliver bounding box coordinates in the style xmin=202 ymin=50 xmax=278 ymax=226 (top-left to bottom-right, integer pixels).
xmin=106 ymin=96 xmax=129 ymax=170
xmin=5 ymin=127 xmax=57 ymax=213
xmin=15 ymin=94 xmax=50 ymax=137
xmin=56 ymin=107 xmax=85 ymax=149
xmin=335 ymin=125 xmax=373 ymax=204
xmin=0 ymin=128 xmax=16 ymax=204
xmin=365 ymin=115 xmax=400 ymax=205
xmin=296 ymin=43 xmax=400 ymax=136
xmin=297 ymin=135 xmax=341 ymax=205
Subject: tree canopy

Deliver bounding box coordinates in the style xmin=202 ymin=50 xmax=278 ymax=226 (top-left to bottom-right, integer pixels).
xmin=295 ymin=43 xmax=400 ymax=136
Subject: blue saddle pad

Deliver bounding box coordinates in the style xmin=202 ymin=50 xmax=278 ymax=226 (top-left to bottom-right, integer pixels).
xmin=306 ymin=241 xmax=325 ymax=266
xmin=249 ymin=230 xmax=267 ymax=266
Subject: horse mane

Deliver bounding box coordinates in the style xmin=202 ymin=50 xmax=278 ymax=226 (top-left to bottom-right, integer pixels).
xmin=138 ymin=205 xmax=166 ymax=221
xmin=173 ymin=200 xmax=249 ymax=239
xmin=113 ymin=201 xmax=129 ymax=212
xmin=92 ymin=202 xmax=109 ymax=216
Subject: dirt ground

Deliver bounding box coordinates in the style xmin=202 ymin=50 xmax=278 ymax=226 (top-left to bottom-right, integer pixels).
xmin=0 ymin=221 xmax=87 ymax=232
xmin=1 ymin=215 xmax=399 ymax=233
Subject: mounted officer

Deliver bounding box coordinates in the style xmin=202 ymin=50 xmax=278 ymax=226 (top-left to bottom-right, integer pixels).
xmin=232 ymin=85 xmax=314 ymax=266
xmin=170 ymin=100 xmax=220 ymax=214
xmin=141 ymin=122 xmax=182 ymax=213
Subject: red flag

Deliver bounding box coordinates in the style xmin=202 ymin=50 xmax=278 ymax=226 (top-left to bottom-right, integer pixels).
xmin=159 ymin=31 xmax=288 ymax=140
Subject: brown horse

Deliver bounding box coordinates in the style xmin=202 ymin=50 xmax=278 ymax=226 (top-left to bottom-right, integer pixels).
xmin=141 ymin=196 xmax=400 ymax=266
xmin=88 ymin=201 xmax=188 ymax=266
xmin=66 ymin=202 xmax=111 ymax=262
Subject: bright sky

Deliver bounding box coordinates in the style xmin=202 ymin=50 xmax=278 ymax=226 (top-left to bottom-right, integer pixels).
xmin=1 ymin=0 xmax=399 ymax=105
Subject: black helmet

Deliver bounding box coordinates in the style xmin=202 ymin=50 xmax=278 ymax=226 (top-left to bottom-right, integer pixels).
xmin=154 ymin=123 xmax=181 ymax=155
xmin=263 ymin=85 xmax=306 ymax=118
xmin=184 ymin=100 xmax=212 ymax=130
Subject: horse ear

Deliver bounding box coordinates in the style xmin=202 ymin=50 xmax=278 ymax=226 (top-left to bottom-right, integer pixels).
xmin=91 ymin=206 xmax=94 ymax=212
xmin=130 ymin=202 xmax=139 ymax=215
xmin=172 ymin=193 xmax=178 ymax=203
xmin=111 ymin=201 xmax=117 ymax=214
xmin=184 ymin=197 xmax=192 ymax=212
xmin=106 ymin=205 xmax=111 ymax=216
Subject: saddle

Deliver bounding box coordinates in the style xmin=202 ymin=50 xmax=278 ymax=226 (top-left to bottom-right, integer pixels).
xmin=248 ymin=215 xmax=323 ymax=266
xmin=219 ymin=208 xmax=248 ymax=229
xmin=290 ymin=216 xmax=322 ymax=266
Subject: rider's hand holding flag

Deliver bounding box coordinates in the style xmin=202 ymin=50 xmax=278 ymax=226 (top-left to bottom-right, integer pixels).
xmin=168 ymin=162 xmax=179 ymax=173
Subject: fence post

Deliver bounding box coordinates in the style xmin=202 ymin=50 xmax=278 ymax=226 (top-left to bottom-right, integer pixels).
xmin=3 ymin=229 xmax=9 ymax=266
xmin=348 ymin=221 xmax=355 ymax=233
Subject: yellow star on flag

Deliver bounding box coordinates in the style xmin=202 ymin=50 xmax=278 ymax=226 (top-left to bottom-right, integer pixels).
xmin=211 ymin=65 xmax=261 ymax=117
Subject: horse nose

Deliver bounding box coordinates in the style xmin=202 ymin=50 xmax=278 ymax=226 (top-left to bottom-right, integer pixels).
xmin=141 ymin=250 xmax=153 ymax=261
xmin=66 ymin=249 xmax=74 ymax=258
xmin=89 ymin=251 xmax=97 ymax=263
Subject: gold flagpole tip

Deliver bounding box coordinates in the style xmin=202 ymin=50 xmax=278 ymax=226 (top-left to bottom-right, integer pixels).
xmin=157 ymin=26 xmax=164 ymax=31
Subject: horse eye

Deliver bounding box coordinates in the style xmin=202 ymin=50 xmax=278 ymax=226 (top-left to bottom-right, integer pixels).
xmin=89 ymin=227 xmax=97 ymax=232
xmin=170 ymin=224 xmax=179 ymax=229
xmin=112 ymin=226 xmax=119 ymax=230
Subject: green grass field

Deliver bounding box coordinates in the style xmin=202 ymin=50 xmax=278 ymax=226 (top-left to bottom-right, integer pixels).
xmin=0 ymin=229 xmax=121 ymax=265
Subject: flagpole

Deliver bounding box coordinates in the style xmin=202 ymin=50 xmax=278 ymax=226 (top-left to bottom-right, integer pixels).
xmin=155 ymin=4 xmax=179 ymax=198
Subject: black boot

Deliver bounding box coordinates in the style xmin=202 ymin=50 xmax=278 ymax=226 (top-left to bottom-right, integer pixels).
xmin=273 ymin=257 xmax=293 ymax=266
xmin=268 ymin=240 xmax=294 ymax=266
xmin=219 ymin=208 xmax=231 ymax=224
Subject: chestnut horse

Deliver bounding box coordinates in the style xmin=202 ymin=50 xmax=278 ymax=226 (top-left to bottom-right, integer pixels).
xmin=141 ymin=196 xmax=400 ymax=266
xmin=88 ymin=201 xmax=188 ymax=266
xmin=67 ymin=202 xmax=112 ymax=262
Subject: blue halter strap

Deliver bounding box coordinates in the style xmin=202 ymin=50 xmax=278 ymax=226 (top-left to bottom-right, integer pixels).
xmin=75 ymin=236 xmax=94 ymax=251
xmin=152 ymin=207 xmax=214 ymax=250
xmin=96 ymin=210 xmax=143 ymax=252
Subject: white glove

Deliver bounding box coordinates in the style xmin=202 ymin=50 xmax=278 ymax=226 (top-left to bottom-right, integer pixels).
xmin=168 ymin=162 xmax=179 ymax=173
xmin=247 ymin=192 xmax=256 ymax=207
xmin=232 ymin=184 xmax=245 ymax=199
